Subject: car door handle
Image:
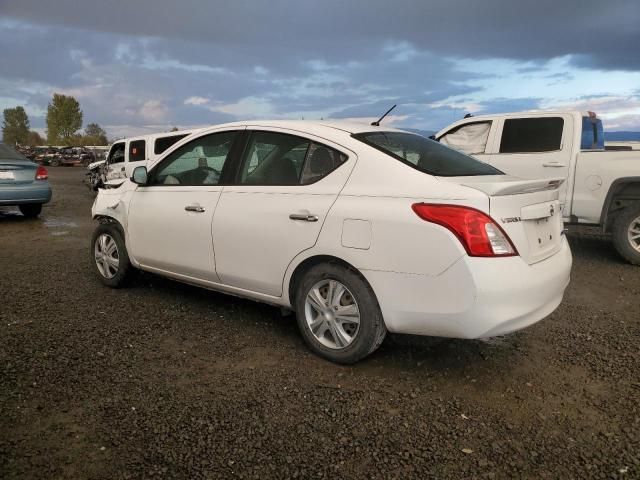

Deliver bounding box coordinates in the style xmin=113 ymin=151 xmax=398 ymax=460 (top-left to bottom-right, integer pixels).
xmin=289 ymin=213 xmax=319 ymax=222
xmin=185 ymin=205 xmax=206 ymax=213
xmin=542 ymin=162 xmax=565 ymax=168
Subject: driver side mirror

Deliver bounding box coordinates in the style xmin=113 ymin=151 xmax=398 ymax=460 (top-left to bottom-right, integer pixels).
xmin=131 ymin=166 xmax=148 ymax=185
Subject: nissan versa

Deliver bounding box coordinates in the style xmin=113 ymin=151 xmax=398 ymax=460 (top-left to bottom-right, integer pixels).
xmin=90 ymin=121 xmax=572 ymax=363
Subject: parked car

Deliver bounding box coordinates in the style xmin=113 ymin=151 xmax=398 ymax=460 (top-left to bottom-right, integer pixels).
xmin=435 ymin=111 xmax=640 ymax=264
xmin=91 ymin=121 xmax=572 ymax=363
xmin=0 ymin=144 xmax=51 ymax=217
xmin=102 ymin=129 xmax=204 ymax=187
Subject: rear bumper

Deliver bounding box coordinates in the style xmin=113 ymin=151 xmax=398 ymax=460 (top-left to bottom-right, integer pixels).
xmin=0 ymin=182 xmax=52 ymax=205
xmin=362 ymin=237 xmax=572 ymax=338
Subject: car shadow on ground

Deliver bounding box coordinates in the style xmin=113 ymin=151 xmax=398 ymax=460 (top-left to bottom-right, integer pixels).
xmin=566 ymin=230 xmax=624 ymax=264
xmin=125 ymin=270 xmax=524 ymax=378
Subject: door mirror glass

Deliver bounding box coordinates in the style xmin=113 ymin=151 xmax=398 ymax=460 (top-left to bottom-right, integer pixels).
xmin=132 ymin=166 xmax=148 ymax=185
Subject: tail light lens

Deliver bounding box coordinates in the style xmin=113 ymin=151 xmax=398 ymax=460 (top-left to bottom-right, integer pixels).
xmin=412 ymin=203 xmax=517 ymax=257
xmin=35 ymin=166 xmax=48 ymax=180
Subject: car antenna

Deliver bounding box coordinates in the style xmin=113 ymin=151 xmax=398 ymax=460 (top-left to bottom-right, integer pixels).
xmin=371 ymin=104 xmax=397 ymax=126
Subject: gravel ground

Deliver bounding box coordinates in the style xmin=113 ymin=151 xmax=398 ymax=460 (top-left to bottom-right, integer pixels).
xmin=1 ymin=167 xmax=638 ymax=479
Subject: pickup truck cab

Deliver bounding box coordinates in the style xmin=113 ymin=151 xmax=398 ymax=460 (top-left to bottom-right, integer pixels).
xmin=103 ymin=129 xmax=204 ymax=187
xmin=436 ymin=111 xmax=640 ymax=264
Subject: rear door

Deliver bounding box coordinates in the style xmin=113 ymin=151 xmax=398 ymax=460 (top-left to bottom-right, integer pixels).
xmin=486 ymin=115 xmax=573 ymax=213
xmin=212 ymin=128 xmax=355 ymax=296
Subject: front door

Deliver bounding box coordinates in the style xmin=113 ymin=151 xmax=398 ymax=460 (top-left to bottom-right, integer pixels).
xmin=127 ymin=129 xmax=242 ymax=282
xmin=212 ymin=129 xmax=355 ymax=296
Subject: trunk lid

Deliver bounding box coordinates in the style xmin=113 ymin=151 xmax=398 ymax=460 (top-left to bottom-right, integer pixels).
xmin=0 ymin=160 xmax=37 ymax=185
xmin=440 ymin=175 xmax=565 ymax=264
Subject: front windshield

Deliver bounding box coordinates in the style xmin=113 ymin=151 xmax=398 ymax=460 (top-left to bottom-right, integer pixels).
xmin=353 ymin=131 xmax=503 ymax=177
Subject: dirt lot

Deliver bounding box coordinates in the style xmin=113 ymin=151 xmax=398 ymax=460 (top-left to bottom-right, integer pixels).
xmin=1 ymin=167 xmax=638 ymax=479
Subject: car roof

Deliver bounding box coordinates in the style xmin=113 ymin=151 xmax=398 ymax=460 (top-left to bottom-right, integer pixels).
xmin=194 ymin=119 xmax=409 ymax=137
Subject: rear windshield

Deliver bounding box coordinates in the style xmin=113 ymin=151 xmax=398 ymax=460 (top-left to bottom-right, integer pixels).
xmin=353 ymin=131 xmax=502 ymax=177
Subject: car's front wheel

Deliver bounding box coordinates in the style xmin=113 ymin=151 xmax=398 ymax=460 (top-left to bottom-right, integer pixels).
xmin=612 ymin=202 xmax=640 ymax=265
xmin=19 ymin=204 xmax=42 ymax=218
xmin=91 ymin=224 xmax=135 ymax=287
xmin=295 ymin=263 xmax=387 ymax=364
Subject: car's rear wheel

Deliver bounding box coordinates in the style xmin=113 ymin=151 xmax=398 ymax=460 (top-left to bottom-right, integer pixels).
xmin=295 ymin=263 xmax=386 ymax=364
xmin=91 ymin=224 xmax=135 ymax=287
xmin=19 ymin=204 xmax=42 ymax=218
xmin=612 ymin=202 xmax=640 ymax=265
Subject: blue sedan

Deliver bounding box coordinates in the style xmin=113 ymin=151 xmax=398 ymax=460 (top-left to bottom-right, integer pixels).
xmin=0 ymin=144 xmax=52 ymax=217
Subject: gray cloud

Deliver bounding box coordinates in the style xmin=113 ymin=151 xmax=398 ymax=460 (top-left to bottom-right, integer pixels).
xmin=3 ymin=0 xmax=639 ymax=70
xmin=1 ymin=0 xmax=639 ymax=137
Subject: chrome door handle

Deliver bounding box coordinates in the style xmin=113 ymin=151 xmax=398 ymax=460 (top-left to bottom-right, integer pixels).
xmin=185 ymin=205 xmax=206 ymax=213
xmin=289 ymin=213 xmax=319 ymax=222
xmin=542 ymin=162 xmax=565 ymax=168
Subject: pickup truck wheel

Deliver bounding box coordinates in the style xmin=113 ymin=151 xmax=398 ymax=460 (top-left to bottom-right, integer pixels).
xmin=612 ymin=203 xmax=640 ymax=265
xmin=91 ymin=224 xmax=135 ymax=287
xmin=295 ymin=263 xmax=387 ymax=364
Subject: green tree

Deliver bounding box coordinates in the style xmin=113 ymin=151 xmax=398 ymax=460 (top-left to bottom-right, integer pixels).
xmin=26 ymin=130 xmax=44 ymax=146
xmin=2 ymin=106 xmax=30 ymax=145
xmin=84 ymin=122 xmax=108 ymax=145
xmin=46 ymin=93 xmax=82 ymax=144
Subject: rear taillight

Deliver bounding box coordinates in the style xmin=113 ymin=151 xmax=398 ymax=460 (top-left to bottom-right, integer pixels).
xmin=35 ymin=166 xmax=48 ymax=180
xmin=412 ymin=203 xmax=517 ymax=257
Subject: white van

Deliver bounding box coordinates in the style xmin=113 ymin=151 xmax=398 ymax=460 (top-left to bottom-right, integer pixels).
xmin=103 ymin=129 xmax=205 ymax=186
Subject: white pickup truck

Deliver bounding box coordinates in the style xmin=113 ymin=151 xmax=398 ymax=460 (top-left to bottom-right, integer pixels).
xmin=435 ymin=111 xmax=640 ymax=264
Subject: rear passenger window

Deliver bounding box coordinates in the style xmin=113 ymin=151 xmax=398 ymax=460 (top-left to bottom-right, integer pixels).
xmin=129 ymin=140 xmax=146 ymax=162
xmin=239 ymin=131 xmax=346 ymax=185
xmin=154 ymin=134 xmax=189 ymax=155
xmin=499 ymin=117 xmax=564 ymax=153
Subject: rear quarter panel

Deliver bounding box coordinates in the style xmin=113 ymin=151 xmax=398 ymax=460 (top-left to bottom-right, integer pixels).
xmin=573 ymin=151 xmax=640 ymax=223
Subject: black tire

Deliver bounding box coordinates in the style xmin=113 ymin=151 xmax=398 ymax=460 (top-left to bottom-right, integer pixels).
xmin=90 ymin=223 xmax=136 ymax=287
xmin=294 ymin=263 xmax=387 ymax=364
xmin=612 ymin=202 xmax=640 ymax=265
xmin=19 ymin=203 xmax=42 ymax=218
xmin=50 ymin=159 xmax=61 ymax=167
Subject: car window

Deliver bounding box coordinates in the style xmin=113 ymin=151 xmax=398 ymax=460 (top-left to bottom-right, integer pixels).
xmin=353 ymin=131 xmax=502 ymax=177
xmin=154 ymin=134 xmax=189 ymax=155
xmin=299 ymin=143 xmax=347 ymax=184
xmin=107 ymin=142 xmax=125 ymax=164
xmin=499 ymin=117 xmax=564 ymax=153
xmin=238 ymin=131 xmax=347 ymax=185
xmin=129 ymin=140 xmax=146 ymax=162
xmin=439 ymin=121 xmax=492 ymax=154
xmin=151 ymin=131 xmax=238 ymax=186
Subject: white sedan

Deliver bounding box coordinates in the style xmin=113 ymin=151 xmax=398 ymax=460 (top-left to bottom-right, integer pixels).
xmin=91 ymin=120 xmax=572 ymax=363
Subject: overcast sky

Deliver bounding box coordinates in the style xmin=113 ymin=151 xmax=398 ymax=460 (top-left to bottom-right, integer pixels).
xmin=1 ymin=0 xmax=639 ymax=139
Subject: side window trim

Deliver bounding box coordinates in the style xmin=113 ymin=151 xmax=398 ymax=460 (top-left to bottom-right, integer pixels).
xmin=146 ymin=129 xmax=244 ymax=187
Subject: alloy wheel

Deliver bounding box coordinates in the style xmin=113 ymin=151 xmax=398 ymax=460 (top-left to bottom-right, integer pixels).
xmin=628 ymin=215 xmax=640 ymax=252
xmin=94 ymin=233 xmax=119 ymax=279
xmin=304 ymin=279 xmax=361 ymax=349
